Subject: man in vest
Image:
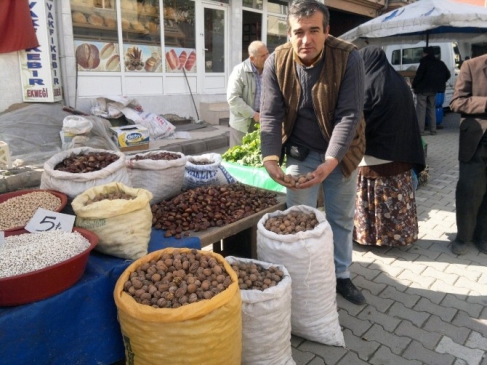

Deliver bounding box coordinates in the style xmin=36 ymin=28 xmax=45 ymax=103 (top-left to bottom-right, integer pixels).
xmin=260 ymin=0 xmax=366 ymax=305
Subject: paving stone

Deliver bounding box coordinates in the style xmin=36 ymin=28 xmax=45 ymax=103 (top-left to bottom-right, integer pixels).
xmin=413 ymin=297 xmax=457 ymax=322
xmin=369 ymin=345 xmax=422 ymax=365
xmin=297 ymin=340 xmax=347 ymax=365
xmin=467 ymin=263 xmax=487 ymax=276
xmin=404 ymin=339 xmax=457 ymax=365
xmin=429 ymin=279 xmax=470 ymax=297
xmin=362 ymin=251 xmax=396 ymax=265
xmin=291 ymin=335 xmax=306 ymax=348
xmin=385 ymin=248 xmax=420 ymax=262
xmin=398 ymin=269 xmax=436 ymax=288
xmin=412 ymin=239 xmax=435 ymax=249
xmin=445 ymin=262 xmax=481 ymax=281
xmin=388 ymin=302 xmax=430 ymax=327
xmin=338 ymin=309 xmax=373 ymax=337
xmin=362 ymin=324 xmax=411 ymax=355
xmin=391 ymin=259 xmax=427 ymax=274
xmin=362 ymin=289 xmax=394 ymax=313
xmin=423 ymin=315 xmax=470 ymax=344
xmin=336 ymin=294 xmax=367 ymax=317
xmin=422 ymin=266 xmax=459 ymax=285
xmin=428 ymin=242 xmax=459 ymax=257
xmin=452 ymin=311 xmax=487 ymax=334
xmin=373 ymin=262 xmax=404 ymax=277
xmin=342 ymin=329 xmax=380 ymax=362
xmin=350 ymin=262 xmax=381 ymax=280
xmin=379 ymin=286 xmax=421 ymax=308
xmin=292 ymin=347 xmax=317 ymax=365
xmin=465 ymin=293 xmax=487 ymax=306
xmin=336 ymin=350 xmax=370 ymax=365
xmin=358 ymin=306 xmax=400 ymax=332
xmin=307 ymin=356 xmax=326 ymax=365
xmin=352 ymin=274 xmax=387 ymax=296
xmin=395 ymin=320 xmax=442 ymax=350
xmin=465 ymin=331 xmax=487 ymax=352
xmin=478 ymin=273 xmax=487 ymax=285
xmin=436 ymin=336 xmax=485 ymax=365
xmin=374 ymin=272 xmax=412 ymax=293
xmin=455 ymin=277 xmax=487 ymax=294
xmin=408 ymin=246 xmax=442 ymax=260
xmin=441 ymin=294 xmax=483 ymax=319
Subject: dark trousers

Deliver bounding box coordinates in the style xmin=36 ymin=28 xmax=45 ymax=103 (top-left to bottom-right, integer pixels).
xmin=455 ymin=142 xmax=487 ymax=243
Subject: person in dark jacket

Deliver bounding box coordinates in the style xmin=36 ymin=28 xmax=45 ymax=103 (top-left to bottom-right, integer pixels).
xmin=449 ymin=54 xmax=487 ymax=255
xmin=354 ymin=46 xmax=425 ymax=247
xmin=412 ymin=46 xmax=451 ymax=135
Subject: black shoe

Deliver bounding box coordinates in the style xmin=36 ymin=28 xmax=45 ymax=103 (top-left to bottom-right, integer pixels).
xmin=437 ymin=125 xmax=444 ymax=129
xmin=451 ymin=240 xmax=469 ymax=255
xmin=336 ymin=278 xmax=366 ymax=305
xmin=475 ymin=241 xmax=487 ymax=254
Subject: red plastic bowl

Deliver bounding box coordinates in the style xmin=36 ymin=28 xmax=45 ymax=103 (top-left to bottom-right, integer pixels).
xmin=0 ymin=189 xmax=68 ymax=232
xmin=0 ymin=227 xmax=98 ymax=306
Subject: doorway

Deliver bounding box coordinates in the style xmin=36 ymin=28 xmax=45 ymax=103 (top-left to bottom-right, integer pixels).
xmin=242 ymin=10 xmax=262 ymax=61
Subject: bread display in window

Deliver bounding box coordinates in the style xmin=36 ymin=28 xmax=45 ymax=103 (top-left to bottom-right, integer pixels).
xmin=88 ymin=14 xmax=104 ymax=26
xmin=72 ymin=11 xmax=87 ymax=24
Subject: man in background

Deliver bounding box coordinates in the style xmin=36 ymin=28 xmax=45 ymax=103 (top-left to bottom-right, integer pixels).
xmin=449 ymin=54 xmax=487 ymax=255
xmin=227 ymin=41 xmax=269 ymax=147
xmin=412 ymin=46 xmax=450 ymax=136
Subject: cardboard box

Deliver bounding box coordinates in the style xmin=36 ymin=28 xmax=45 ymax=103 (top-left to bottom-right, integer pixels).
xmin=110 ymin=124 xmax=150 ymax=152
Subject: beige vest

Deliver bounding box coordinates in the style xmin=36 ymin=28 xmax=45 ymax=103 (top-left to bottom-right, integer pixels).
xmin=274 ymin=36 xmax=365 ymax=178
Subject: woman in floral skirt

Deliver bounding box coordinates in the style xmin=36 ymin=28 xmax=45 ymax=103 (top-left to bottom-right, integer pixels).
xmin=354 ymin=46 xmax=425 ymax=247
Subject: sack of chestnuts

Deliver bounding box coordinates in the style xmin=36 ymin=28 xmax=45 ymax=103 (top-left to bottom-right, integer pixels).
xmin=114 ymin=248 xmax=242 ymax=365
xmin=225 ymin=256 xmax=294 ymax=365
xmin=40 ymin=147 xmax=131 ymax=199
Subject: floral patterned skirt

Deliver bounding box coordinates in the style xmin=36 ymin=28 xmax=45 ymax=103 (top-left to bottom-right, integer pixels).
xmin=353 ymin=169 xmax=418 ymax=247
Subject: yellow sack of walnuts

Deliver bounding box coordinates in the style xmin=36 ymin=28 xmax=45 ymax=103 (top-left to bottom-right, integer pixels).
xmin=72 ymin=182 xmax=153 ymax=260
xmin=114 ymin=248 xmax=242 ymax=365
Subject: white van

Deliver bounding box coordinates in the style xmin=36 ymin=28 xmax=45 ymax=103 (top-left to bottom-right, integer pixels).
xmin=383 ymin=41 xmax=462 ymax=108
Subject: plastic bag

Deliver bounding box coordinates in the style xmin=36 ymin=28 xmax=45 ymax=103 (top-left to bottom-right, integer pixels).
xmin=257 ymin=205 xmax=345 ymax=347
xmin=72 ymin=182 xmax=153 ymax=260
xmin=114 ymin=248 xmax=242 ymax=365
xmin=225 ymin=256 xmax=295 ymax=365
xmin=121 ymin=108 xmax=175 ymax=140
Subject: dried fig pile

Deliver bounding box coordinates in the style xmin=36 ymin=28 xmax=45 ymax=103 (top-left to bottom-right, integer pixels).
xmin=230 ymin=261 xmax=284 ymax=291
xmin=133 ymin=152 xmax=181 ymax=161
xmin=283 ymin=173 xmax=314 ymax=188
xmin=123 ymin=249 xmax=233 ymax=308
xmin=54 ymin=151 xmax=119 ymax=173
xmin=264 ymin=211 xmax=319 ymax=235
xmin=85 ymin=192 xmax=135 ymax=205
xmin=151 ymin=183 xmax=278 ymax=239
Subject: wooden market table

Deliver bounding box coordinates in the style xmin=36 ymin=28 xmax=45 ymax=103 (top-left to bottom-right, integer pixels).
xmin=0 ymin=192 xmax=286 ymax=365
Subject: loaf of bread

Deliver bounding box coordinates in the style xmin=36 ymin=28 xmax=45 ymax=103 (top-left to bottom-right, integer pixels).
xmin=122 ymin=18 xmax=131 ymax=30
xmin=105 ymin=55 xmax=120 ymax=71
xmin=72 ymin=11 xmax=87 ymax=24
xmin=76 ymin=43 xmax=100 ymax=70
xmin=104 ymin=17 xmax=117 ymax=29
xmin=131 ymin=21 xmax=145 ymax=32
xmin=100 ymin=43 xmax=115 ymax=59
xmin=88 ymin=14 xmax=104 ymax=26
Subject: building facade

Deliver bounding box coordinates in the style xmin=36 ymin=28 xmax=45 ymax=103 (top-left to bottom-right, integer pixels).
xmin=0 ymin=0 xmax=408 ymax=118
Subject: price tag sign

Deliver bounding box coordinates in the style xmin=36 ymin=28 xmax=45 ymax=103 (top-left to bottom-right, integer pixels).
xmin=25 ymin=208 xmax=76 ymax=233
xmin=0 ymin=231 xmax=4 ymax=250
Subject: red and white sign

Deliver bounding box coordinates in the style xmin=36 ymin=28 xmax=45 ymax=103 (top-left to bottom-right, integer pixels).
xmin=18 ymin=0 xmax=63 ymax=103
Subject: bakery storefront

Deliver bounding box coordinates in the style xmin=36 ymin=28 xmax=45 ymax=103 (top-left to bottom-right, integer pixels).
xmin=54 ymin=0 xmax=288 ymax=118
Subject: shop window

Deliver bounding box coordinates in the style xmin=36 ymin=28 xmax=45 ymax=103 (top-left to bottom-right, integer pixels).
xmin=243 ymin=0 xmax=264 ymax=10
xmin=71 ymin=0 xmax=121 ymax=72
xmin=71 ymin=0 xmax=196 ymax=74
xmin=266 ymin=15 xmax=287 ymax=54
xmin=267 ymin=0 xmax=288 ymax=15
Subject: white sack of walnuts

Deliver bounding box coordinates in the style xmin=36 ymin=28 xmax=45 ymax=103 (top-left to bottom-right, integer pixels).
xmin=256 ymin=205 xmax=345 ymax=347
xmin=126 ymin=150 xmax=188 ymax=204
xmin=40 ymin=147 xmax=131 ymax=199
xmin=225 ymin=256 xmax=295 ymax=365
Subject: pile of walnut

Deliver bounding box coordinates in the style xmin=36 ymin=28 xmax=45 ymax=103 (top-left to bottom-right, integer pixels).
xmin=54 ymin=151 xmax=119 ymax=173
xmin=151 ymin=183 xmax=278 ymax=239
xmin=264 ymin=211 xmax=319 ymax=235
xmin=230 ymin=261 xmax=284 ymax=291
xmin=123 ymin=249 xmax=232 ymax=308
xmin=85 ymin=192 xmax=135 ymax=205
xmin=283 ymin=173 xmax=314 ymax=188
xmin=133 ymin=152 xmax=181 ymax=161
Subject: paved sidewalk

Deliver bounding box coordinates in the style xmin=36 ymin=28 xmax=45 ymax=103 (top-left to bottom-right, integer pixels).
xmin=290 ymin=112 xmax=487 ymax=365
